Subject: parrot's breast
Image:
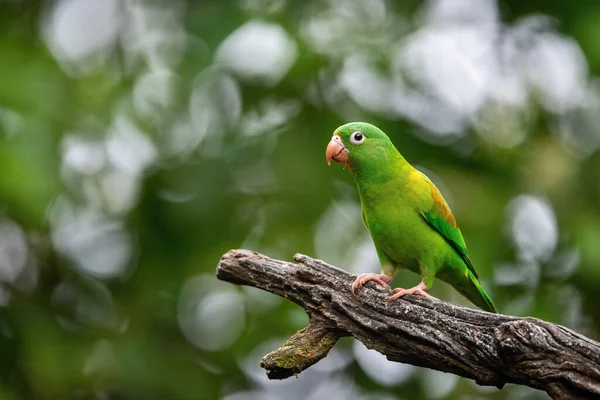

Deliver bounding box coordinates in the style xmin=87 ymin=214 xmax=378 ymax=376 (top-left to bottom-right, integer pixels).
xmin=361 ymin=187 xmax=450 ymax=274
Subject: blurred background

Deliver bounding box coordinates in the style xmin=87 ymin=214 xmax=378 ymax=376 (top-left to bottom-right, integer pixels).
xmin=0 ymin=0 xmax=599 ymax=398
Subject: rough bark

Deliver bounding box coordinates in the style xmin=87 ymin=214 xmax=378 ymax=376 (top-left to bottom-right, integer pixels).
xmin=215 ymin=249 xmax=600 ymax=399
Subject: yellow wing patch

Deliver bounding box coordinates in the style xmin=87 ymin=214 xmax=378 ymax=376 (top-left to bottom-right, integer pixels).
xmin=412 ymin=169 xmax=458 ymax=229
xmin=430 ymin=185 xmax=458 ymax=228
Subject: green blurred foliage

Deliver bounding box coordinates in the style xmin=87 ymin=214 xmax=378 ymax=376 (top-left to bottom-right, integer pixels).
xmin=0 ymin=0 xmax=599 ymax=399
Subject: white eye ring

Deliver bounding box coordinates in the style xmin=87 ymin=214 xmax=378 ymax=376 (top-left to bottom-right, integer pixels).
xmin=350 ymin=131 xmax=365 ymax=145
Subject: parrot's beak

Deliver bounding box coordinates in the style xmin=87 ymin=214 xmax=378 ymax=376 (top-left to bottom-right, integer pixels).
xmin=326 ymin=135 xmax=349 ymax=166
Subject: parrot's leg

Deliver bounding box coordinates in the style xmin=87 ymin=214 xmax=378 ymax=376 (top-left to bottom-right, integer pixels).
xmin=352 ymin=249 xmax=395 ymax=294
xmin=386 ymin=280 xmax=438 ymax=303
xmin=351 ymin=273 xmax=392 ymax=294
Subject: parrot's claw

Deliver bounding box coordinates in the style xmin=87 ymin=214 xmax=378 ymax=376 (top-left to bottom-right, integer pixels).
xmin=387 ymin=282 xmax=436 ymax=303
xmin=351 ymin=273 xmax=392 ymax=295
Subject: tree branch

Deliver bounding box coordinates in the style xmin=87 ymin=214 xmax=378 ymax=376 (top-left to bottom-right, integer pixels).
xmin=215 ymin=249 xmax=600 ymax=399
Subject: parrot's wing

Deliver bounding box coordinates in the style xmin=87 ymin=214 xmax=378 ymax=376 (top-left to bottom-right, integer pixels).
xmin=417 ymin=172 xmax=478 ymax=279
xmin=361 ymin=208 xmax=367 ymax=228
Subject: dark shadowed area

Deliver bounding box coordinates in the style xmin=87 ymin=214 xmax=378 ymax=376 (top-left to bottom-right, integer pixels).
xmin=0 ymin=0 xmax=599 ymax=399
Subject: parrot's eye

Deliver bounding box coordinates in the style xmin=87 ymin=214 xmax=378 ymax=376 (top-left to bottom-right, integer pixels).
xmin=350 ymin=131 xmax=365 ymax=145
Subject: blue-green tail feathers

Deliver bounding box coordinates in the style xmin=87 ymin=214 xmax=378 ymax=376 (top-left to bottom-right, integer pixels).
xmin=456 ymin=272 xmax=497 ymax=313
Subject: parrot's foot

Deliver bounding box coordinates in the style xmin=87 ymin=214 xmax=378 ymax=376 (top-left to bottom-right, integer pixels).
xmin=387 ymin=281 xmax=437 ymax=303
xmin=351 ymin=273 xmax=392 ymax=295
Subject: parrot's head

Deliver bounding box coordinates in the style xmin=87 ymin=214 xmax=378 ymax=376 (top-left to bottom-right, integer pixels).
xmin=325 ymin=122 xmax=395 ymax=171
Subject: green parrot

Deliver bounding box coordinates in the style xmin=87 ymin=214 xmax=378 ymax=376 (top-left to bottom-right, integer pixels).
xmin=325 ymin=122 xmax=497 ymax=313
